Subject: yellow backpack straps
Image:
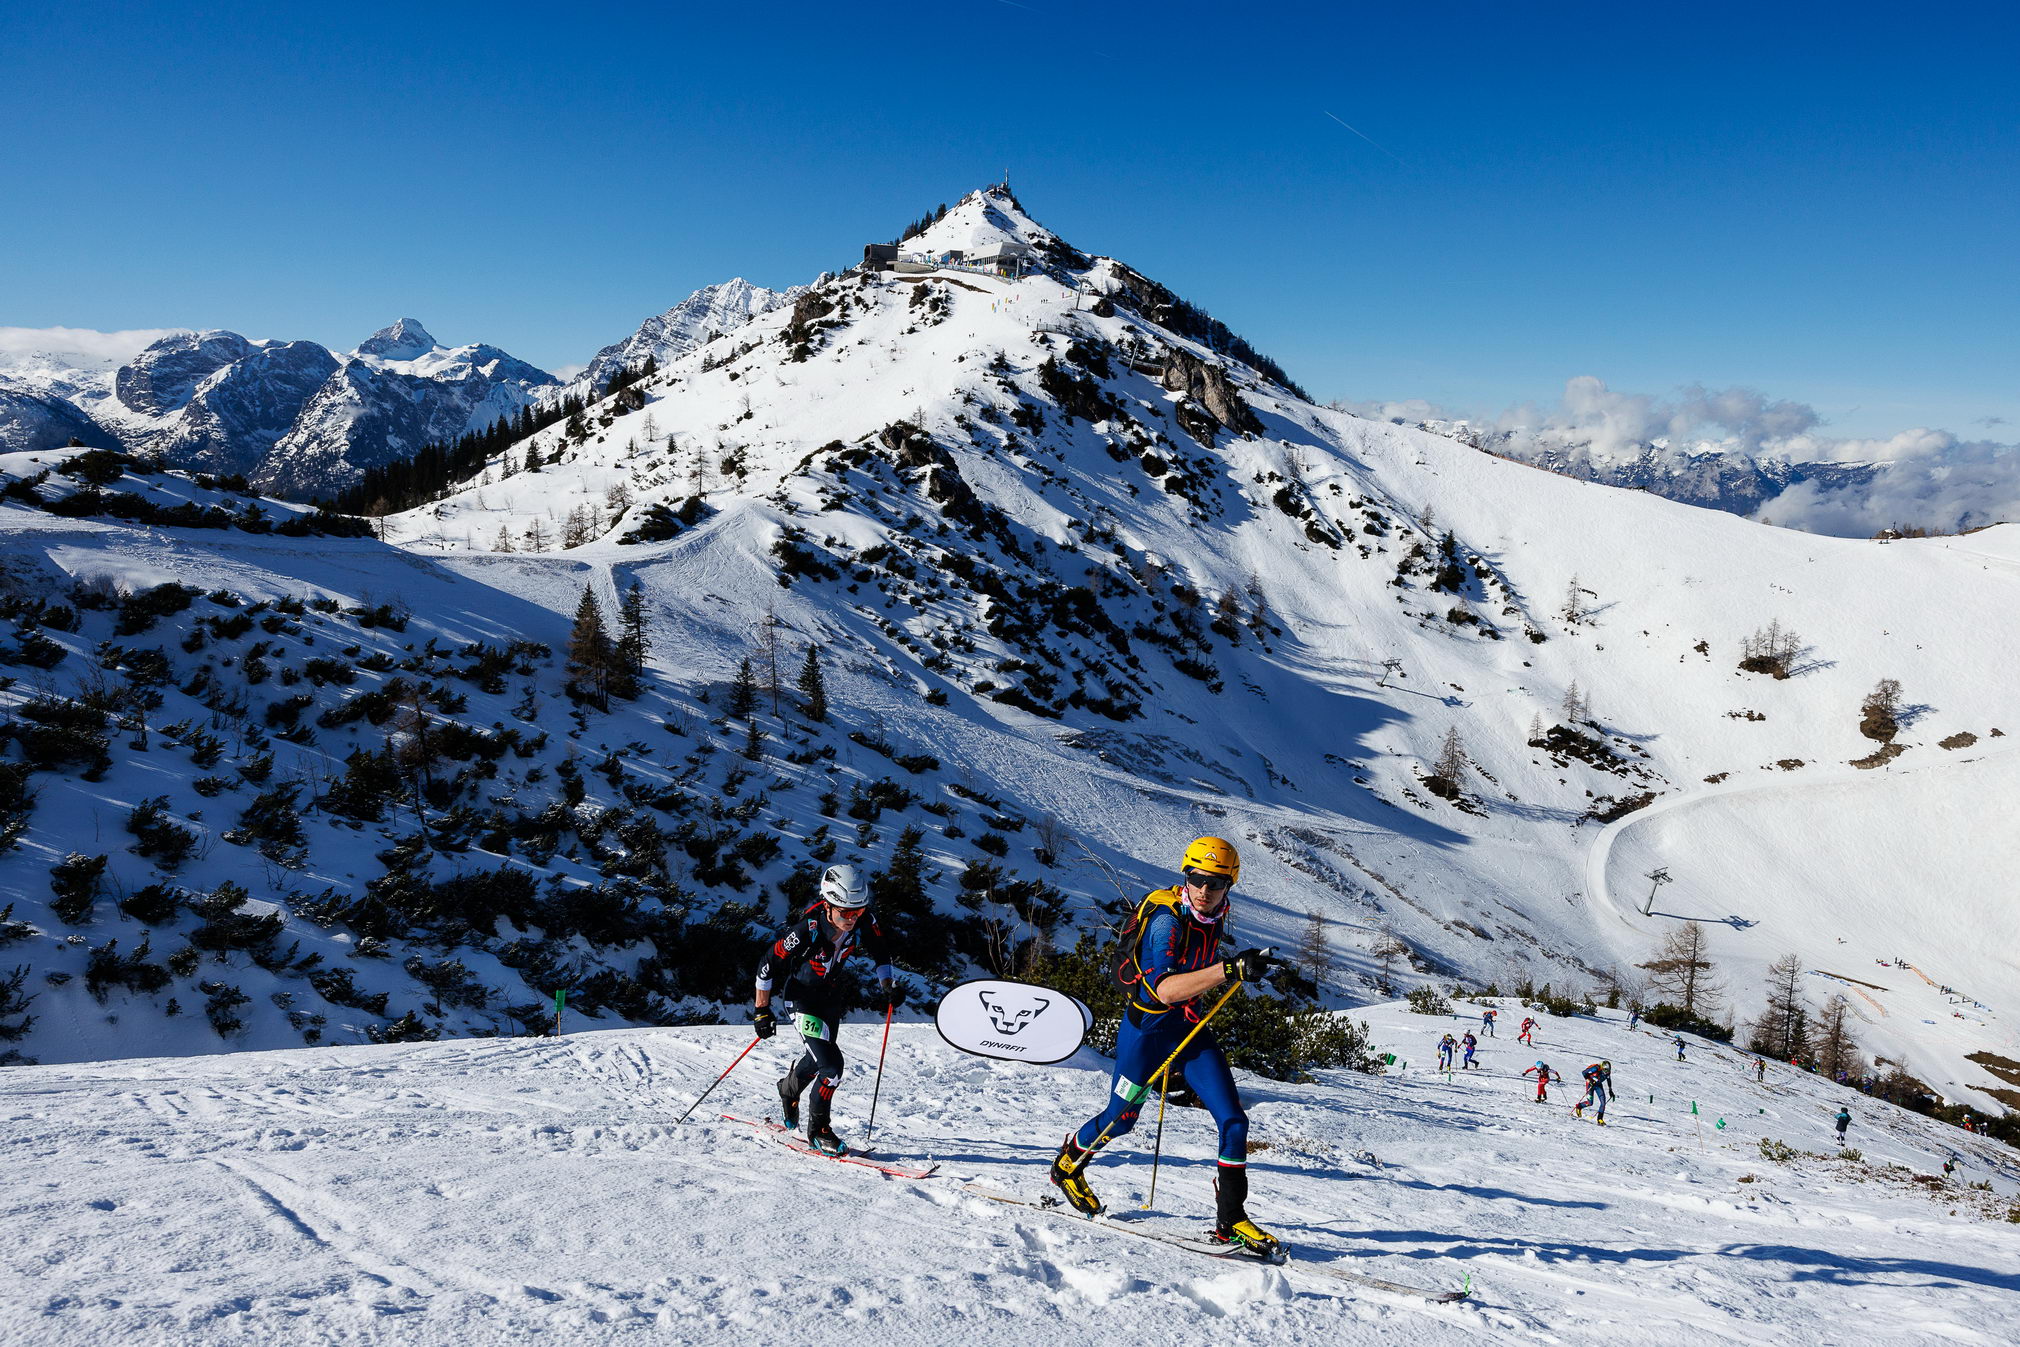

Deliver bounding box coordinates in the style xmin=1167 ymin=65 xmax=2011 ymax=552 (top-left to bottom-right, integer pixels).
xmin=1117 ymin=888 xmax=1183 ymax=1012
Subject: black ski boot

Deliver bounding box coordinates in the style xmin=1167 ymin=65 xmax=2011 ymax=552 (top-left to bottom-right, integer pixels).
xmin=1211 ymin=1167 xmax=1283 ymax=1261
xmin=776 ymin=1074 xmax=802 ymax=1130
xmin=1049 ymin=1137 xmax=1103 ymax=1215
xmin=806 ymin=1096 xmax=846 ymax=1156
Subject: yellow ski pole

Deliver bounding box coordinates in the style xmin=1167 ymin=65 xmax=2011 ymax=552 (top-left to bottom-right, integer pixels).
xmin=1064 ymin=973 xmax=1246 ymax=1198
xmin=1141 ymin=1070 xmax=1173 ymax=1210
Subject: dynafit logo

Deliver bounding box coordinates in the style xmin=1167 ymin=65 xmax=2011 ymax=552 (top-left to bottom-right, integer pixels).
xmin=978 ymin=988 xmax=1050 ymax=1036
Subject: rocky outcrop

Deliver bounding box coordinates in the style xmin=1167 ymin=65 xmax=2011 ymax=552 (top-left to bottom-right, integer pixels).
xmin=1158 ymin=348 xmax=1263 ymax=438
xmin=152 ymin=341 xmax=341 ymax=476
xmin=115 ymin=331 xmax=255 ymax=416
xmin=354 ymin=319 xmax=438 ymax=362
xmin=582 ymin=279 xmax=799 ymax=391
xmin=255 ymin=347 xmax=554 ymax=498
xmin=0 ymin=389 xmax=117 ymax=453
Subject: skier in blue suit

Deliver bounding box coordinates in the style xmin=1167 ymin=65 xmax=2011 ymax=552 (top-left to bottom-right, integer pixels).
xmin=1048 ymin=837 xmax=1279 ymax=1257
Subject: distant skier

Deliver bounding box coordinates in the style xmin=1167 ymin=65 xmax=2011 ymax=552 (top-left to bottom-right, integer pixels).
xmin=1438 ymin=1033 xmax=1458 ymax=1071
xmin=1754 ymin=1058 xmax=1767 ymax=1084
xmin=1461 ymin=1032 xmax=1480 ymax=1069
xmin=1628 ymin=1008 xmax=1640 ymax=1031
xmin=753 ymin=864 xmax=895 ymax=1156
xmin=1834 ymin=1108 xmax=1851 ymax=1143
xmin=1673 ymin=1035 xmax=1688 ymax=1061
xmin=1518 ymin=1016 xmax=1538 ymax=1046
xmin=1048 ymin=837 xmax=1282 ymax=1259
xmin=1572 ymin=1060 xmax=1613 ymax=1123
xmin=1481 ymin=1008 xmax=1498 ymax=1037
xmin=1521 ymin=1060 xmax=1562 ymax=1103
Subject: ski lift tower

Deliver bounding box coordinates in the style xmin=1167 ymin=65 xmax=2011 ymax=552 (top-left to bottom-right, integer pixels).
xmin=1641 ymin=867 xmax=1672 ymax=916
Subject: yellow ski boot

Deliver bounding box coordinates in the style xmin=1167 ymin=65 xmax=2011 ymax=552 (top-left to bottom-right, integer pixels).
xmin=1049 ymin=1139 xmax=1104 ymax=1215
xmin=1214 ymin=1219 xmax=1284 ymax=1262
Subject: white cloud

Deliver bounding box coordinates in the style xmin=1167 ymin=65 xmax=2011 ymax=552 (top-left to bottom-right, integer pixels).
xmin=0 ymin=325 xmax=183 ymax=368
xmin=548 ymin=363 xmax=588 ymax=381
xmin=1354 ymin=373 xmax=2016 ymax=536
xmin=1492 ymin=376 xmax=1822 ymax=463
xmin=1759 ymin=435 xmax=2020 ymax=536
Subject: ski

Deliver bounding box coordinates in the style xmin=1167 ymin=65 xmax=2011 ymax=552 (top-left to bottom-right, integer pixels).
xmin=719 ymin=1114 xmax=938 ymax=1179
xmin=962 ymin=1185 xmax=1470 ymax=1304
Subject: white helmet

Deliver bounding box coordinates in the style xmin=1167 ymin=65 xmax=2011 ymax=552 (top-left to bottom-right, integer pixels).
xmin=820 ymin=863 xmax=868 ymax=909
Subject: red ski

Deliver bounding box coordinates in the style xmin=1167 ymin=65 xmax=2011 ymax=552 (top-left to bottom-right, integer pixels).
xmin=719 ymin=1114 xmax=938 ymax=1179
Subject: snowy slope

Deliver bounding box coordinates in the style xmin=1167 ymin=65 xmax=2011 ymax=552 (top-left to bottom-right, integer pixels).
xmin=371 ymin=185 xmax=2020 ymax=1106
xmin=1591 ymin=743 xmax=2020 ymax=1107
xmin=1 ymin=185 xmax=2014 ymax=1119
xmin=2 ymin=1006 xmax=2014 ymax=1345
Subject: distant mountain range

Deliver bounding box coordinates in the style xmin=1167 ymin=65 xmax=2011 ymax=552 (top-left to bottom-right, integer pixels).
xmin=0 ymin=281 xmax=798 ymax=500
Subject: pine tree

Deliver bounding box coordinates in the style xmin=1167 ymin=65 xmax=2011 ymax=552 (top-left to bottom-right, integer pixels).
xmin=1425 ymin=726 xmax=1469 ymax=798
xmin=1434 ymin=727 xmax=1467 ymax=782
xmin=1561 ymin=574 xmax=1587 ymax=626
xmin=1562 ymin=681 xmax=1586 ymax=723
xmin=1370 ymin=928 xmax=1409 ymax=997
xmin=615 ymin=581 xmax=649 ymax=682
xmin=1748 ymin=952 xmax=1811 ymax=1060
xmin=728 ymin=657 xmax=758 ymax=719
xmin=566 ymin=586 xmax=615 ymax=712
xmin=1814 ymin=994 xmax=1862 ymax=1077
xmin=1638 ymin=921 xmax=1724 ymax=1017
xmin=1528 ymin=712 xmax=1545 ymax=743
xmin=760 ymin=609 xmax=784 ymax=717
xmin=742 ymin=717 xmax=764 ymax=762
xmin=797 ymin=645 xmax=828 ymax=723
xmin=871 ymin=825 xmax=953 ymax=970
xmin=1295 ymin=910 xmax=1333 ymax=991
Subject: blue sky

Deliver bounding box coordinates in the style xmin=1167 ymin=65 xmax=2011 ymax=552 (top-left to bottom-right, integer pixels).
xmin=3 ymin=1 xmax=2014 ymax=439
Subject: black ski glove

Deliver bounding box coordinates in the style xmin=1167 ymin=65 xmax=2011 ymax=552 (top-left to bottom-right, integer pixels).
xmin=1224 ymin=948 xmax=1274 ymax=982
xmin=753 ymin=1007 xmax=776 ymax=1040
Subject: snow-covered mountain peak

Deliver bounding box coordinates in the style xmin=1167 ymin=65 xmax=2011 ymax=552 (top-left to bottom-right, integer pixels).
xmin=579 ymin=278 xmax=802 ymax=392
xmin=908 ymin=184 xmax=1067 ymax=262
xmin=355 ymin=317 xmax=440 ymax=362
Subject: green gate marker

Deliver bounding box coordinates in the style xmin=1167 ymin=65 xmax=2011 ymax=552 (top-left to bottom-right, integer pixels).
xmin=552 ymin=988 xmax=568 ymax=1036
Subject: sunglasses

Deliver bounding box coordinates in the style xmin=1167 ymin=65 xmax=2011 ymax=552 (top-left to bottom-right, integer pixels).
xmin=1183 ymin=870 xmax=1233 ymax=892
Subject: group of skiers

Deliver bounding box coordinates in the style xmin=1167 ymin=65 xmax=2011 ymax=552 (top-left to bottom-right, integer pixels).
xmin=739 ymin=832 xmax=1909 ymax=1255
xmin=748 ymin=835 xmax=1282 ymax=1258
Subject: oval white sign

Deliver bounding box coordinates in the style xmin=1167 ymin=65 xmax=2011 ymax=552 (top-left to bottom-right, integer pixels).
xmin=934 ymin=978 xmax=1090 ymax=1065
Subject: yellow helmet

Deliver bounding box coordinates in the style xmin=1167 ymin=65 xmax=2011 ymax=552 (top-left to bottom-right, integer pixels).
xmin=1179 ymin=836 xmax=1241 ymax=885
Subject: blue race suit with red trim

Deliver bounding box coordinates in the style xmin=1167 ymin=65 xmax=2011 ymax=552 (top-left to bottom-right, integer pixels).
xmin=1066 ymin=889 xmax=1247 ymax=1204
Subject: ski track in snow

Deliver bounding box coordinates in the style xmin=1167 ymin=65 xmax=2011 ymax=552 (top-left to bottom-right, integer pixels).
xmin=4 ymin=1009 xmax=2017 ymax=1346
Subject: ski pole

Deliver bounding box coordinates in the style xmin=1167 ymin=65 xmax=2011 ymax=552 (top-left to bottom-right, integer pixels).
xmin=863 ymin=1001 xmax=894 ymax=1147
xmin=675 ymin=1034 xmax=762 ymax=1125
xmin=1141 ymin=1069 xmax=1173 ymax=1210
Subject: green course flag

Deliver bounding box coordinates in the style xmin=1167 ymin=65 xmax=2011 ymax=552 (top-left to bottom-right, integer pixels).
xmin=1691 ymin=1100 xmax=1699 ymax=1115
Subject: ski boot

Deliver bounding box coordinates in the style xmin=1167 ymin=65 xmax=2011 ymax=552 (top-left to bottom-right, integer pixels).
xmin=1211 ymin=1167 xmax=1284 ymax=1261
xmin=806 ymin=1094 xmax=847 ymax=1156
xmin=776 ymin=1074 xmax=801 ymax=1130
xmin=1049 ymin=1138 xmax=1104 ymax=1215
xmin=1213 ymin=1219 xmax=1284 ymax=1262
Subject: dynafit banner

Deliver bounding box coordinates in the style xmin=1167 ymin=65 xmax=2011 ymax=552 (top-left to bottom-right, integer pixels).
xmin=934 ymin=978 xmax=1091 ymax=1065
